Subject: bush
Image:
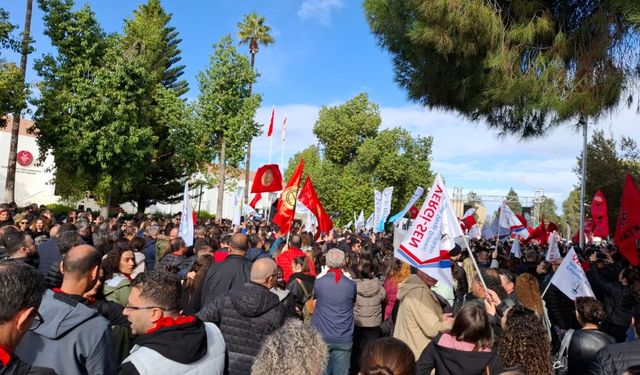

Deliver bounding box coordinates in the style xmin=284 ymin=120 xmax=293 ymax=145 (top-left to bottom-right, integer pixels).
xmin=44 ymin=203 xmax=76 ymax=217
xmin=197 ymin=211 xmax=215 ymax=220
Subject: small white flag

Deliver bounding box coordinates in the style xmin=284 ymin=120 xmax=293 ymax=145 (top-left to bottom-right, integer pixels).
xmin=549 ymin=248 xmax=595 ymax=300
xmin=511 ymin=238 xmax=522 ymax=258
xmin=545 ymin=231 xmax=561 ymax=262
xmin=179 ymin=182 xmax=194 ymax=247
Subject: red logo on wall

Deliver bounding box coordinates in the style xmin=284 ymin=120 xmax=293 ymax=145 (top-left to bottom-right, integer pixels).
xmin=17 ymin=150 xmax=33 ymax=167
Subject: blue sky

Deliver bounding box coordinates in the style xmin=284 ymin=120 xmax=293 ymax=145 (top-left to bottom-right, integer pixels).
xmin=5 ymin=0 xmax=640 ymax=214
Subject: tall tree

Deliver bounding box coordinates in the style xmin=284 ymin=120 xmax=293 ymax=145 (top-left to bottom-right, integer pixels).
xmin=111 ymin=0 xmax=190 ymax=213
xmin=539 ymin=196 xmax=560 ymax=223
xmin=364 ymin=0 xmax=640 ymax=137
xmin=33 ymin=0 xmax=157 ymax=213
xmin=195 ymin=35 xmax=261 ymax=218
xmin=237 ymin=12 xmax=274 ymax=203
xmin=0 ymin=8 xmax=26 ymax=128
xmin=505 ymin=188 xmax=522 ymax=215
xmin=4 ymin=0 xmax=32 ymax=202
xmin=562 ymin=188 xmax=581 ymax=237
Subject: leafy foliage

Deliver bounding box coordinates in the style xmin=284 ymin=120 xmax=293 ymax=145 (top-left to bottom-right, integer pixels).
xmin=0 ymin=7 xmax=27 ymax=127
xmin=539 ymin=196 xmax=560 ymax=223
xmin=505 ymin=188 xmax=522 ymax=215
xmin=561 ymin=188 xmax=581 ymax=236
xmin=237 ymin=12 xmax=274 ymax=56
xmin=286 ymin=94 xmax=434 ymax=224
xmin=364 ymin=0 xmax=640 ymax=137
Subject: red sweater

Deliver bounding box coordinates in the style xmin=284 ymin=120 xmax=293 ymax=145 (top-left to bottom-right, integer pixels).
xmin=276 ymin=248 xmax=316 ymax=282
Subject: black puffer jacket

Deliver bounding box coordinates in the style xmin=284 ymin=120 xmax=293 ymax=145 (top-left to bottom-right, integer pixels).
xmin=197 ymin=282 xmax=287 ymax=375
xmin=197 ymin=255 xmax=252 ymax=311
xmin=543 ymin=283 xmax=578 ymax=330
xmin=567 ymin=329 xmax=616 ymax=375
xmin=587 ymin=340 xmax=640 ymax=375
xmin=286 ymin=272 xmax=315 ymax=312
xmin=587 ymin=266 xmax=636 ymax=342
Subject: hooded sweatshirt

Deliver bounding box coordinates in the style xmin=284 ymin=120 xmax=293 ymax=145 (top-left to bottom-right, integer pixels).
xmin=354 ymin=278 xmax=386 ymax=327
xmin=393 ymin=274 xmax=453 ymax=359
xmin=16 ymin=290 xmax=115 ymax=375
xmin=197 ymin=282 xmax=287 ymax=375
xmin=119 ymin=319 xmax=225 ymax=375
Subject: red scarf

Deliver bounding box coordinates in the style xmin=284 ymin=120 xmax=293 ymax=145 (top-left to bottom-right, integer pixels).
xmin=145 ymin=315 xmax=196 ymax=334
xmin=52 ymin=288 xmax=96 ymax=305
xmin=0 ymin=344 xmax=13 ymax=366
xmin=327 ymin=268 xmax=343 ymax=284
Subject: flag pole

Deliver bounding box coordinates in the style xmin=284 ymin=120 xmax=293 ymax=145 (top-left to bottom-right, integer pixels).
xmin=494 ymin=202 xmax=504 ymax=254
xmin=268 ymin=135 xmax=273 ymax=165
xmin=285 ymin=183 xmax=301 ymax=248
xmin=280 ymin=114 xmax=287 ymax=170
xmin=459 ymin=234 xmax=488 ymax=292
xmin=540 ymin=280 xmax=552 ymax=299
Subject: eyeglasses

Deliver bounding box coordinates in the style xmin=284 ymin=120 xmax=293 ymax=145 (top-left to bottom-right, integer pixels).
xmin=123 ymin=305 xmax=167 ymax=312
xmin=19 ymin=221 xmax=28 ymax=225
xmin=30 ymin=311 xmax=44 ymax=331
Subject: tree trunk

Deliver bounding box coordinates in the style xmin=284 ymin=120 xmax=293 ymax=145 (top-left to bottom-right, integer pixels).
xmin=136 ymin=195 xmax=147 ymax=214
xmin=4 ymin=0 xmax=33 ymax=203
xmin=216 ymin=139 xmax=226 ymax=219
xmin=100 ymin=192 xmax=111 ymax=220
xmin=244 ymin=51 xmax=257 ymax=204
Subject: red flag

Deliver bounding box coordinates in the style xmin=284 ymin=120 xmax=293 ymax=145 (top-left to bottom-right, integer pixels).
xmin=408 ymin=205 xmax=419 ymax=219
xmin=515 ymin=214 xmax=528 ymax=229
xmin=249 ymin=193 xmax=262 ymax=209
xmin=267 ymin=107 xmax=274 ymax=137
xmin=546 ymin=221 xmax=558 ymax=234
xmin=272 ymin=159 xmax=304 ymax=234
xmin=461 ymin=215 xmax=476 ymax=231
xmin=591 ymin=191 xmax=609 ymax=237
xmin=251 ymin=164 xmax=283 ymax=193
xmin=527 ymin=217 xmax=547 ymax=246
xmin=614 ymin=175 xmax=640 ymax=266
xmin=298 ymin=177 xmax=333 ymax=239
xmin=572 ymin=217 xmax=595 ymax=244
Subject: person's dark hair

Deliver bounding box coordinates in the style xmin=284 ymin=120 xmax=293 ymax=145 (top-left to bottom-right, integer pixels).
xmin=624 ymin=365 xmax=640 ymax=375
xmin=248 ymin=233 xmax=261 ymax=248
xmin=356 ymin=258 xmax=376 ymax=279
xmin=102 ymin=247 xmax=134 ymax=280
xmin=4 ymin=231 xmax=30 ymax=256
xmin=170 ymin=237 xmax=186 ymax=252
xmin=450 ymin=303 xmax=494 ymax=350
xmin=292 ymin=255 xmax=310 ymax=273
xmin=131 ymin=271 xmax=182 ymax=312
xmin=359 ymin=337 xmax=416 ymax=375
xmin=0 ymin=262 xmax=46 ymax=323
xmin=229 ymin=233 xmax=249 ymax=252
xmin=62 ymin=246 xmax=102 ymax=275
xmin=498 ymin=269 xmax=516 ymax=285
xmin=621 ymin=267 xmax=640 ymax=285
xmin=538 ymin=260 xmax=552 ymax=274
xmin=57 ymin=230 xmax=83 ymax=255
xmin=575 ymin=297 xmax=606 ymax=325
xmin=524 ymin=249 xmax=538 ymax=262
xmin=633 ymin=303 xmax=640 ymax=334
xmin=477 ymin=271 xmax=507 ymax=300
xmin=499 ymin=306 xmax=552 ymax=375
xmin=220 ymin=234 xmax=231 ymax=246
xmin=289 ymin=234 xmax=302 ymax=249
xmin=129 ymin=236 xmax=145 ymax=253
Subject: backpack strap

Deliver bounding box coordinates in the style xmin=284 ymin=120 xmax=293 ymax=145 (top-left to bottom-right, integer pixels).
xmin=295 ymin=278 xmax=311 ymax=300
xmin=558 ymin=329 xmax=575 ymax=357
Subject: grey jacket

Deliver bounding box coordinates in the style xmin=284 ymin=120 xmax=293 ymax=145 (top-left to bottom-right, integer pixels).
xmin=16 ymin=290 xmax=116 ymax=375
xmin=354 ymin=278 xmax=386 ymax=327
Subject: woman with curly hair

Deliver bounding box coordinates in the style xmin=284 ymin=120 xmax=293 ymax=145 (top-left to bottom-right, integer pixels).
xmin=102 ymin=240 xmax=136 ymax=307
xmin=251 ymin=319 xmax=328 ymax=375
xmin=499 ymin=305 xmax=552 ymax=375
xmin=514 ymin=273 xmax=552 ymax=337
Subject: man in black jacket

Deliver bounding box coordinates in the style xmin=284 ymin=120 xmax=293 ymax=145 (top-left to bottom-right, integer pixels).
xmin=589 ymin=304 xmax=640 ymax=374
xmin=197 ymin=258 xmax=288 ymax=375
xmin=197 ymin=233 xmax=252 ymax=310
xmin=0 ymin=262 xmax=56 ymax=374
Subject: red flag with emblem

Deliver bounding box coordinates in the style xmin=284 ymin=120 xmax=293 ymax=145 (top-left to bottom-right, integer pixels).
xmin=251 ymin=164 xmax=283 ymax=193
xmin=272 ymin=159 xmax=304 ymax=234
xmin=614 ymin=175 xmax=640 ymax=266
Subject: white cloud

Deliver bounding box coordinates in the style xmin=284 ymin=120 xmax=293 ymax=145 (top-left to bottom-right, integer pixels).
xmin=298 ymin=0 xmax=344 ymax=26
xmin=251 ymin=102 xmax=640 ymax=209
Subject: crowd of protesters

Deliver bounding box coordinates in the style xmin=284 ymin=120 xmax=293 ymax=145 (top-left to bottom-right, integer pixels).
xmin=1 ymin=200 xmax=640 ymax=375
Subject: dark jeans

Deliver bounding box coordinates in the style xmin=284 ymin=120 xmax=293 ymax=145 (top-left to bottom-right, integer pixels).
xmin=325 ymin=341 xmax=353 ymax=375
xmin=350 ymin=326 xmax=381 ymax=375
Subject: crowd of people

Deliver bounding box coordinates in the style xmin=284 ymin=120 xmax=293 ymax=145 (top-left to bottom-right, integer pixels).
xmin=1 ymin=200 xmax=640 ymax=375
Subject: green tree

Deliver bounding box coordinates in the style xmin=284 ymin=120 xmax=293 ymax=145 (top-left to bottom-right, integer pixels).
xmin=3 ymin=1 xmax=32 ymax=202
xmin=0 ymin=7 xmax=25 ymax=127
xmin=561 ymin=188 xmax=581 ymax=237
xmin=505 ymin=188 xmax=522 ymax=215
xmin=195 ymin=35 xmax=261 ymax=218
xmin=575 ymin=130 xmax=640 ymax=234
xmin=111 ymin=0 xmax=190 ymax=213
xmin=33 ymin=0 xmax=156 ymax=213
xmin=364 ymin=0 xmax=640 ymax=138
xmin=237 ymin=12 xmax=274 ymax=203
xmin=466 ymin=191 xmax=483 ymax=206
xmin=313 ymin=93 xmax=380 ymax=165
xmin=539 ymin=196 xmax=560 ymax=223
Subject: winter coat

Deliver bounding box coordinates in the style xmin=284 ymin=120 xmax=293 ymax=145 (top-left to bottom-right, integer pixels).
xmin=311 ymin=271 xmax=357 ymax=344
xmin=103 ymin=274 xmax=131 ymax=307
xmin=245 ymin=248 xmax=269 ymax=262
xmin=0 ymin=347 xmax=57 ymax=375
xmin=36 ymin=237 xmax=58 ymax=276
xmin=587 ymin=339 xmax=640 ymax=375
xmin=197 ymin=254 xmax=252 ymax=311
xmin=276 ymin=248 xmax=306 ymax=282
xmin=197 ymin=282 xmax=287 ymax=375
xmin=286 ymin=272 xmax=315 ymax=312
xmin=16 ymin=290 xmax=115 ymax=375
xmin=416 ymin=333 xmax=504 ymax=375
xmin=543 ymin=283 xmax=578 ymax=330
xmin=119 ymin=319 xmax=224 ymax=375
xmin=393 ymin=274 xmax=453 ymax=359
xmin=157 ymin=253 xmax=192 ymax=274
xmin=587 ymin=266 xmax=636 ymax=341
xmin=383 ymin=277 xmax=399 ymax=320
xmin=45 ymin=260 xmax=63 ymax=289
xmin=141 ymin=237 xmax=156 ymax=271
xmin=567 ymin=329 xmax=615 ymax=375
xmin=354 ymin=278 xmax=386 ymax=327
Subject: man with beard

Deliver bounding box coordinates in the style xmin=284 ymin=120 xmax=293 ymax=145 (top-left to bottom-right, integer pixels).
xmin=0 ymin=231 xmax=39 ymax=268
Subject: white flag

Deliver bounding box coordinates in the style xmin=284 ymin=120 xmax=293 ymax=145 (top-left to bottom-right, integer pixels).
xmin=365 ymin=213 xmax=374 ymax=231
xmin=373 ymin=190 xmax=382 ymax=233
xmin=511 ymin=238 xmax=522 ymax=258
xmin=179 ymin=182 xmax=194 ymax=247
xmin=377 ymin=186 xmax=394 ymax=232
xmin=394 ymin=174 xmax=463 ymax=286
xmin=499 ymin=203 xmax=529 ymax=239
xmin=388 ymin=186 xmax=424 ymax=224
xmin=545 ymin=231 xmax=561 ymax=262
xmin=549 ymin=248 xmax=595 ymax=300
xmin=355 ymin=210 xmax=365 ymax=230
xmin=468 ymin=224 xmax=481 ymax=239
xmin=281 ymin=115 xmax=288 ymax=142
xmin=231 ymin=186 xmax=244 ymax=227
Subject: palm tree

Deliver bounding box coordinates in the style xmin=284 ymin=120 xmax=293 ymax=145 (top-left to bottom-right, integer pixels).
xmin=4 ymin=0 xmax=32 ymax=202
xmin=237 ymin=12 xmax=274 ymax=203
